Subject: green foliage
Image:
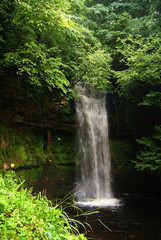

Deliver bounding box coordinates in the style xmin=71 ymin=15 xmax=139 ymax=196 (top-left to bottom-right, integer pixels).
xmin=82 ymin=50 xmax=113 ymax=92
xmin=1 ymin=0 xmax=77 ymax=100
xmin=115 ymin=35 xmax=161 ymax=107
xmin=4 ymin=42 xmax=72 ymax=97
xmin=109 ymin=0 xmax=150 ymax=17
xmin=85 ymin=0 xmax=150 ymax=17
xmin=0 ymin=0 xmax=100 ymax=106
xmin=150 ymin=0 xmax=161 ymax=32
xmin=135 ymin=125 xmax=161 ymax=173
xmin=0 ymin=171 xmax=87 ymax=239
xmin=70 ymin=0 xmax=86 ymax=15
xmin=82 ymin=2 xmax=152 ymax=49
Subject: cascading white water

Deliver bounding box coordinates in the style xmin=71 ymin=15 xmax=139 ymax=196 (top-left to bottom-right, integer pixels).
xmin=75 ymin=83 xmax=119 ymax=207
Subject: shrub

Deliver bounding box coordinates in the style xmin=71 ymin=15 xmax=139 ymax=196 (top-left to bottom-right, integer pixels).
xmin=0 ymin=171 xmax=87 ymax=240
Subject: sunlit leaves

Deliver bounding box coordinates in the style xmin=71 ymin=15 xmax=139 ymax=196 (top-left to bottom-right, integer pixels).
xmin=82 ymin=50 xmax=113 ymax=92
xmin=0 ymin=0 xmax=94 ymax=102
xmin=4 ymin=42 xmax=73 ymax=97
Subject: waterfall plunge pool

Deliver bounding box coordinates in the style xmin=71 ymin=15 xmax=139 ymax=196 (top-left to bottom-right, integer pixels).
xmin=75 ymin=195 xmax=161 ymax=240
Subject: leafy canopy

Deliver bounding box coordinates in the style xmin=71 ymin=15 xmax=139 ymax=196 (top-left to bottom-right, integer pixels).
xmin=82 ymin=50 xmax=113 ymax=92
xmin=115 ymin=35 xmax=161 ymax=107
xmin=0 ymin=0 xmax=100 ymax=104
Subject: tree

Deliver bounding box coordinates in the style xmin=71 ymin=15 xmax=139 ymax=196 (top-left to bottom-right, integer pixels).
xmin=0 ymin=0 xmax=99 ymax=108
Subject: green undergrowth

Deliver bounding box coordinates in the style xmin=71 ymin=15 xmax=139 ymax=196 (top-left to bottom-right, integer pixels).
xmin=0 ymin=171 xmax=87 ymax=240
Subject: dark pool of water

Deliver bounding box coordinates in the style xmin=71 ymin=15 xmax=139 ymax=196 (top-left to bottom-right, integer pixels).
xmin=80 ymin=195 xmax=161 ymax=240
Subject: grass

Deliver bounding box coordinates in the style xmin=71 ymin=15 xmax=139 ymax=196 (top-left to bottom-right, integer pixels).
xmin=0 ymin=171 xmax=87 ymax=240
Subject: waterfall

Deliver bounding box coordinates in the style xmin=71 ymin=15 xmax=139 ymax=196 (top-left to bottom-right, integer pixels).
xmin=75 ymin=83 xmax=119 ymax=207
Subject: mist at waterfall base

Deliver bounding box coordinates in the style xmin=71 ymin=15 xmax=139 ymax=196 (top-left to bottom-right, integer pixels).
xmin=75 ymin=83 xmax=119 ymax=208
